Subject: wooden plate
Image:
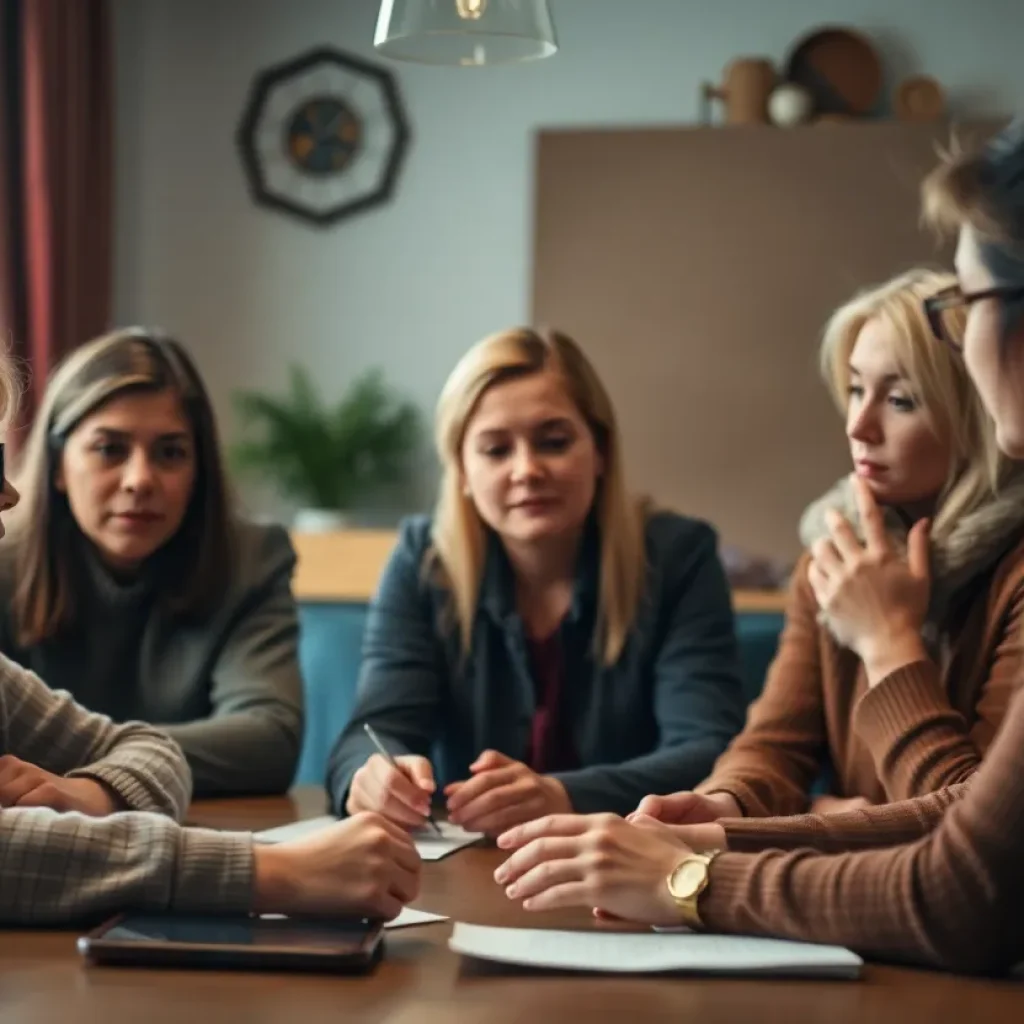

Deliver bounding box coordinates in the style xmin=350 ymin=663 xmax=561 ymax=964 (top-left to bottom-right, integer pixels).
xmin=894 ymin=75 xmax=946 ymax=121
xmin=784 ymin=26 xmax=883 ymax=117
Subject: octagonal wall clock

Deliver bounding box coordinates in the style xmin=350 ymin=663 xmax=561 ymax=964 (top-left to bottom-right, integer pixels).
xmin=236 ymin=46 xmax=410 ymax=227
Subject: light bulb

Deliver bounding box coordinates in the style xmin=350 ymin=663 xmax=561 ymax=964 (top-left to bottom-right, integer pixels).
xmin=456 ymin=0 xmax=487 ymax=20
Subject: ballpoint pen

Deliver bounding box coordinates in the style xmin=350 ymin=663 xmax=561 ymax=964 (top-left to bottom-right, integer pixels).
xmin=363 ymin=722 xmax=443 ymax=836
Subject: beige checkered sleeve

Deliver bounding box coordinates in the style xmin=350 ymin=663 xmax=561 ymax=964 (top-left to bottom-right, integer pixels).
xmin=0 ymin=655 xmax=254 ymax=923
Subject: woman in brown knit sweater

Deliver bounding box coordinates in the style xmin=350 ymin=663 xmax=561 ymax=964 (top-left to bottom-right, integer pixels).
xmin=677 ymin=267 xmax=1024 ymax=823
xmin=494 ymin=118 xmax=1024 ymax=973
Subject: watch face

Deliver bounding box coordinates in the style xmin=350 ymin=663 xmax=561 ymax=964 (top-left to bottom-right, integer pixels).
xmin=670 ymin=859 xmax=708 ymax=898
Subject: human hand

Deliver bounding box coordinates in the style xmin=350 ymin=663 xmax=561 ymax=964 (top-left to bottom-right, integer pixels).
xmin=444 ymin=750 xmax=571 ymax=836
xmin=809 ymin=794 xmax=871 ymax=815
xmin=808 ymin=477 xmax=930 ymax=682
xmin=252 ymin=812 xmax=421 ymax=920
xmin=0 ymin=756 xmax=119 ymax=815
xmin=629 ymin=813 xmax=727 ymax=853
xmin=493 ymin=813 xmax=687 ymax=926
xmin=346 ymin=752 xmax=437 ymax=829
xmin=632 ymin=789 xmax=741 ymax=824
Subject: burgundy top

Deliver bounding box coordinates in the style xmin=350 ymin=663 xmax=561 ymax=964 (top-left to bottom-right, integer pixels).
xmin=525 ymin=630 xmax=579 ymax=774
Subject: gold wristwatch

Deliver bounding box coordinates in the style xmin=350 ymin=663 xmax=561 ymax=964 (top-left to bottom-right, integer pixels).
xmin=666 ymin=850 xmax=721 ymax=929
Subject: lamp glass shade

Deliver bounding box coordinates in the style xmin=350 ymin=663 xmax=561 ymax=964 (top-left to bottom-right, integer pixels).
xmin=374 ymin=0 xmax=557 ymax=66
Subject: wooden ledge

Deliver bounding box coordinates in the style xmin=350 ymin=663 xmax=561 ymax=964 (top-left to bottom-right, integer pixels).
xmin=290 ymin=530 xmax=788 ymax=614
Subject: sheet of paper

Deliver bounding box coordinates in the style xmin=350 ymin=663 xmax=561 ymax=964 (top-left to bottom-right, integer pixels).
xmin=448 ymin=923 xmax=863 ymax=978
xmin=252 ymin=815 xmax=338 ymax=844
xmin=412 ymin=821 xmax=484 ymax=861
xmin=385 ymin=907 xmax=449 ymax=930
xmin=257 ymin=907 xmax=448 ymax=929
xmin=252 ymin=816 xmax=482 ymax=861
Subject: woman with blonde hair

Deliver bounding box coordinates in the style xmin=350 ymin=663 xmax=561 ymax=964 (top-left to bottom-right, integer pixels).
xmin=0 ymin=327 xmax=303 ymax=795
xmin=327 ymin=327 xmax=744 ymax=834
xmin=628 ymin=267 xmax=1024 ymax=828
xmin=496 ymin=149 xmax=1024 ymax=966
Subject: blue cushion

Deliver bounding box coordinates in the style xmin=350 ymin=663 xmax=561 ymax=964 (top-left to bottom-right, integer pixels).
xmin=294 ymin=603 xmax=786 ymax=787
xmin=294 ymin=603 xmax=369 ymax=785
xmin=734 ymin=611 xmax=785 ymax=706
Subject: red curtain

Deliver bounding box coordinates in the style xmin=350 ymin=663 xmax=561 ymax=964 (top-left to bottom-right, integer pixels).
xmin=0 ymin=0 xmax=113 ymax=439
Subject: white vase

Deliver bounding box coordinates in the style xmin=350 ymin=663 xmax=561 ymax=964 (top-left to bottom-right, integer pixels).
xmin=293 ymin=508 xmax=351 ymax=533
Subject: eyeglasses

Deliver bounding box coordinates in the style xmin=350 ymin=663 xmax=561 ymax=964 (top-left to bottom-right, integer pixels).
xmin=924 ymin=283 xmax=1024 ymax=351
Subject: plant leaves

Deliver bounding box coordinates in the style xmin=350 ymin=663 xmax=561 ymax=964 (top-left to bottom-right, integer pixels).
xmin=229 ymin=365 xmax=420 ymax=510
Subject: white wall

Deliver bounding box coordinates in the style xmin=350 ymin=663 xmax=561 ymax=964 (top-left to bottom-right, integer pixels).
xmin=113 ymin=0 xmax=1024 ymax=520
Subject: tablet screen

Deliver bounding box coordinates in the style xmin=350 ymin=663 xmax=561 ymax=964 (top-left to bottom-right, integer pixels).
xmin=98 ymin=913 xmax=378 ymax=953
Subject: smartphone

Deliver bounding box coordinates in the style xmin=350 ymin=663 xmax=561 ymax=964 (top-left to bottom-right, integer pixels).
xmin=78 ymin=912 xmax=385 ymax=973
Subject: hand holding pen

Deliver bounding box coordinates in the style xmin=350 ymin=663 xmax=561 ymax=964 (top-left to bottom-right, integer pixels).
xmin=346 ymin=722 xmax=444 ymax=835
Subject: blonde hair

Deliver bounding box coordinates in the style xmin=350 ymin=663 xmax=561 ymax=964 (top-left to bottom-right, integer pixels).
xmin=9 ymin=327 xmax=236 ymax=645
xmin=820 ymin=268 xmax=1008 ymax=540
xmin=430 ymin=327 xmax=646 ymax=666
xmin=0 ymin=346 xmax=20 ymax=433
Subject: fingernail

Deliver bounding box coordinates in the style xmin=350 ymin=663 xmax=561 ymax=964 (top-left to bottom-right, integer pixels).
xmin=505 ymin=884 xmax=518 ymax=899
xmin=494 ymin=867 xmax=508 ymax=884
xmin=496 ymin=834 xmax=511 ymax=848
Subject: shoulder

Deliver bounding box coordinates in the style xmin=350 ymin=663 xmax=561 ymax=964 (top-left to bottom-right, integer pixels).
xmin=983 ymin=530 xmax=1024 ymax=616
xmin=636 ymin=510 xmax=729 ymax=616
xmin=228 ymin=518 xmax=297 ymax=592
xmin=376 ymin=514 xmax=436 ymax=596
xmin=642 ymin=509 xmax=720 ymax=565
xmin=393 ymin=514 xmax=434 ymax=563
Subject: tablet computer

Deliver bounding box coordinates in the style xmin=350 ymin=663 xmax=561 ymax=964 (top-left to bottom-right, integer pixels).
xmin=78 ymin=913 xmax=385 ymax=973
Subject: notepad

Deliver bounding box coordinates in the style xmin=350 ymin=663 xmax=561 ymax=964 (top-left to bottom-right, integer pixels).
xmin=385 ymin=907 xmax=449 ymax=929
xmin=252 ymin=817 xmax=483 ymax=861
xmin=448 ymin=923 xmax=863 ymax=978
xmin=410 ymin=821 xmax=484 ymax=861
xmin=257 ymin=906 xmax=448 ymax=929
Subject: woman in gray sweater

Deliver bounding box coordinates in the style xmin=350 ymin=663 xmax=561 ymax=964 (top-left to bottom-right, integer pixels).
xmin=0 ymin=328 xmax=303 ymax=795
xmin=0 ymin=339 xmax=416 ymax=925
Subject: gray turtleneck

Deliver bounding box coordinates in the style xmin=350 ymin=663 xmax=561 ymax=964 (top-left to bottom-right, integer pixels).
xmin=0 ymin=520 xmax=304 ymax=796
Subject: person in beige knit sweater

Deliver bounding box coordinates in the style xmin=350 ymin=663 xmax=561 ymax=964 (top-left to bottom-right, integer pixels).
xmin=494 ymin=119 xmax=1024 ymax=974
xmin=0 ymin=355 xmax=420 ymax=925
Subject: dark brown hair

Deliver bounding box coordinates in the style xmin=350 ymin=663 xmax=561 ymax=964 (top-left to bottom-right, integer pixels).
xmin=10 ymin=327 xmax=235 ymax=645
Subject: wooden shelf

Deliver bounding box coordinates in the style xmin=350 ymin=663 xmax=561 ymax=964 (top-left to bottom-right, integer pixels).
xmin=290 ymin=529 xmax=788 ymax=614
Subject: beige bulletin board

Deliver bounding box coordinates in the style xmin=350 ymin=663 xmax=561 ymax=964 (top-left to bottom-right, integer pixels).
xmin=531 ymin=121 xmax=996 ymax=561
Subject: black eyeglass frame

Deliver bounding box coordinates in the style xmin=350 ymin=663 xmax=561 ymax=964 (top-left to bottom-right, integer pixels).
xmin=924 ymin=283 xmax=1024 ymax=350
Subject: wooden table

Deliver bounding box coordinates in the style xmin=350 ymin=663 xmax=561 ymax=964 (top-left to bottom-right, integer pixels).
xmin=1 ymin=791 xmax=1022 ymax=1023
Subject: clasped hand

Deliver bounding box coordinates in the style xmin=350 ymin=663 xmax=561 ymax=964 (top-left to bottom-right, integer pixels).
xmin=347 ymin=748 xmax=571 ymax=836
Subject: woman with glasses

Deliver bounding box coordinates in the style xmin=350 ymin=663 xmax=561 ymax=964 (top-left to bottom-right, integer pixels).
xmin=495 ymin=120 xmax=1024 ymax=973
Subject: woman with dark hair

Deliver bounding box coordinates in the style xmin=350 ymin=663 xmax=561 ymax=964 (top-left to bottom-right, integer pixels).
xmin=1 ymin=327 xmax=303 ymax=795
xmin=495 ymin=120 xmax=1024 ymax=974
xmin=0 ymin=342 xmax=419 ymax=925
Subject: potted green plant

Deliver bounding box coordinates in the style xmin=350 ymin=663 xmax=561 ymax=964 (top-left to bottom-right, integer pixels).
xmin=230 ymin=365 xmax=420 ymax=532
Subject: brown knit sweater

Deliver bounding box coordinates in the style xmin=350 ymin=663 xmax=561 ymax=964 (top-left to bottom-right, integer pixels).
xmin=702 ymin=663 xmax=1024 ymax=972
xmin=697 ymin=539 xmax=1024 ymax=815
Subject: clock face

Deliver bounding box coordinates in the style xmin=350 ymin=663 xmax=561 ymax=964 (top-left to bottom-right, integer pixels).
xmin=237 ymin=47 xmax=410 ymax=226
xmin=286 ymin=97 xmax=363 ymax=176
